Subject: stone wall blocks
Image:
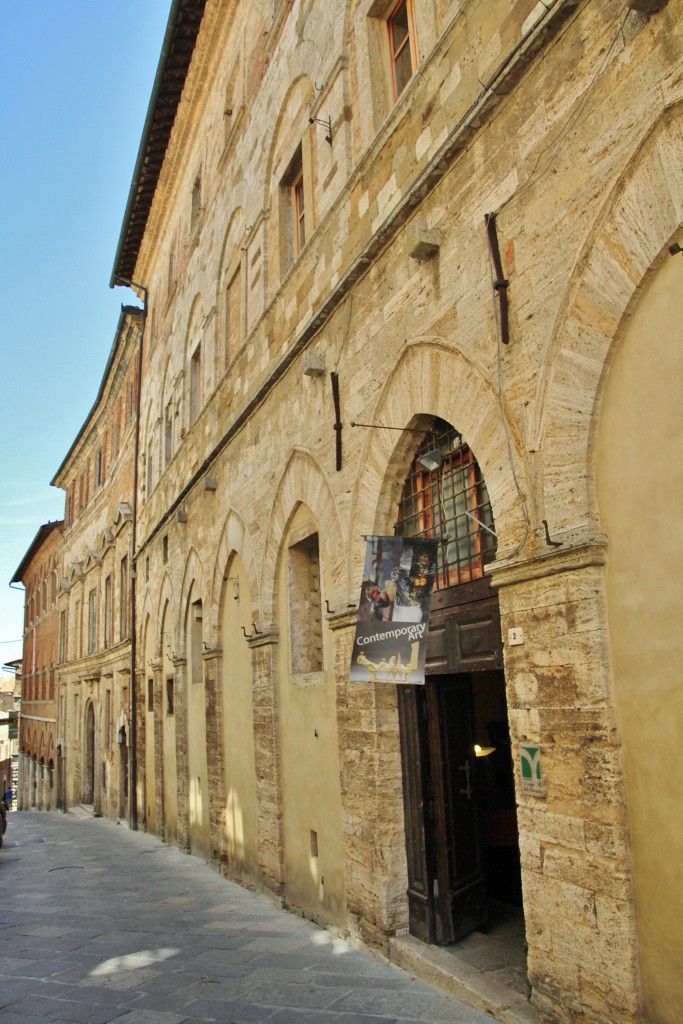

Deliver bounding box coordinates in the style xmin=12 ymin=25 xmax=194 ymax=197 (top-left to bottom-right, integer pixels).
xmin=550 ymin=916 xmax=637 ymax=995
xmin=507 ymin=706 xmax=541 ymax=742
xmin=577 ymin=967 xmax=641 ymax=1024
xmin=522 ymin=867 xmax=596 ymax=929
xmin=584 ymin=819 xmax=630 ymax=860
xmin=516 ymin=805 xmax=586 ymax=851
xmin=541 ymin=845 xmax=632 ymax=902
xmin=527 ymin=950 xmax=582 ymax=1019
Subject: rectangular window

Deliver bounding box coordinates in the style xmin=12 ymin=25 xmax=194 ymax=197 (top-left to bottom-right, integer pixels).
xmin=189 ymin=344 xmax=202 ymax=424
xmin=120 ymin=556 xmax=129 ymax=640
xmin=147 ymin=678 xmax=154 ymax=712
xmin=87 ymin=588 xmax=97 ymax=655
xmin=280 ymin=145 xmax=306 ymax=273
xmin=75 ymin=599 xmax=81 ymax=657
xmin=293 ymin=169 xmax=305 ymax=254
xmin=164 ymin=404 xmax=174 ymax=467
xmin=95 ymin=447 xmax=104 ymax=487
xmin=103 ymin=575 xmax=112 ymax=649
xmin=59 ymin=610 xmax=67 ymax=662
xmin=387 ymin=0 xmax=417 ymax=100
xmin=166 ymin=677 xmax=175 ymax=716
xmin=225 ymin=266 xmax=241 ymax=368
xmin=288 ymin=532 xmax=323 ymax=675
xmin=146 ymin=439 xmax=154 ymax=496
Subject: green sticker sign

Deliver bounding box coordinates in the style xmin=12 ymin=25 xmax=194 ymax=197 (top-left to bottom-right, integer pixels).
xmin=520 ymin=744 xmax=544 ymax=797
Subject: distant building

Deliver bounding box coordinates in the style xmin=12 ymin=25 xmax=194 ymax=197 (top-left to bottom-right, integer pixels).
xmin=11 ymin=524 xmax=62 ymax=809
xmin=13 ymin=2 xmax=683 ymax=1023
xmin=50 ymin=307 xmax=143 ymax=820
xmin=0 ymin=674 xmax=20 ymax=804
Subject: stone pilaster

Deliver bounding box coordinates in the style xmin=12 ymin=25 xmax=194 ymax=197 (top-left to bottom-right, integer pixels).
xmin=172 ymin=658 xmax=191 ymax=852
xmin=330 ymin=607 xmax=407 ymax=947
xmin=248 ymin=627 xmax=284 ymax=894
xmin=151 ymin=660 xmax=165 ymax=839
xmin=203 ymin=647 xmax=227 ymax=868
xmin=491 ymin=540 xmax=641 ymax=1024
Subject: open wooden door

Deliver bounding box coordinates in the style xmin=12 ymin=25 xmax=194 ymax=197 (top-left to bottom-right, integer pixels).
xmin=399 ymin=578 xmax=510 ymax=946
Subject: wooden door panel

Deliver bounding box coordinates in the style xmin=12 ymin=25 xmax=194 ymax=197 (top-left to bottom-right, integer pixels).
xmin=398 ymin=686 xmax=436 ymax=943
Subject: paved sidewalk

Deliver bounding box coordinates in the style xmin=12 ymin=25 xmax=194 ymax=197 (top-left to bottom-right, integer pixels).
xmin=0 ymin=812 xmax=498 ymax=1024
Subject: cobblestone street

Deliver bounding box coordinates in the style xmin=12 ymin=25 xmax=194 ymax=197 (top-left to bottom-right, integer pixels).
xmin=0 ymin=812 xmax=498 ymax=1024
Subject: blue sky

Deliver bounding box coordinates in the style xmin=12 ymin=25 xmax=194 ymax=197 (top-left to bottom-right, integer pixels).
xmin=0 ymin=2 xmax=170 ymax=673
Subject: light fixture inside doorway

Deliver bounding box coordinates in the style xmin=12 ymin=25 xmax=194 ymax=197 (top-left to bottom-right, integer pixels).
xmin=474 ymin=744 xmax=496 ymax=758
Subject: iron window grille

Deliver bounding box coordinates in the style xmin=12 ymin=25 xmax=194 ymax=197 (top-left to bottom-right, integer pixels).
xmin=395 ymin=419 xmax=497 ymax=589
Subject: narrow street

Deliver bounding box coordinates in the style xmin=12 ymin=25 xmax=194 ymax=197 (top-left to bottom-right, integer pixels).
xmin=0 ymin=812 xmax=497 ymax=1024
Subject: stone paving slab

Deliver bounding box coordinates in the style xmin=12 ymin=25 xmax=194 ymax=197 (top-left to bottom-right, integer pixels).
xmin=0 ymin=813 xmax=499 ymax=1023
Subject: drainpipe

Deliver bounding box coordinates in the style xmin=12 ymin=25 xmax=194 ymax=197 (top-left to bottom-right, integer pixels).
xmin=113 ymin=277 xmax=147 ymax=831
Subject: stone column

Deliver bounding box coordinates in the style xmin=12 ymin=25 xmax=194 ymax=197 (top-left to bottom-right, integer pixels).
xmin=491 ymin=539 xmax=641 ymax=1024
xmin=329 ymin=607 xmax=408 ymax=950
xmin=248 ymin=627 xmax=284 ymax=895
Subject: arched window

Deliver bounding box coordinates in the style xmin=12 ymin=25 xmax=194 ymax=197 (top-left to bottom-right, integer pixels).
xmin=395 ymin=418 xmax=496 ymax=588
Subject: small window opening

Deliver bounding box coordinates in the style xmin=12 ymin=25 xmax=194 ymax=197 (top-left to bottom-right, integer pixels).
xmin=288 ymin=533 xmax=323 ymax=674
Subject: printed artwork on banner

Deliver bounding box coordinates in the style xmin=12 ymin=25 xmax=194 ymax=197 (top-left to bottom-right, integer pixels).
xmin=350 ymin=536 xmax=438 ymax=685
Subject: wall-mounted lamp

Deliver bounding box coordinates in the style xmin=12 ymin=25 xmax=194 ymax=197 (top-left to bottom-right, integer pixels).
xmin=417 ymin=449 xmax=443 ymax=472
xmin=309 ymin=115 xmax=332 ymax=144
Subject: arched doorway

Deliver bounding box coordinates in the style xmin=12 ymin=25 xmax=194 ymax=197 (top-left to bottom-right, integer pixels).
xmin=83 ymin=702 xmax=95 ymax=805
xmin=395 ymin=418 xmax=521 ymax=944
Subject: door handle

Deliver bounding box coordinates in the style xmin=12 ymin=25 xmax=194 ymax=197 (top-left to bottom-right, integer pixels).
xmin=458 ymin=759 xmax=473 ymax=799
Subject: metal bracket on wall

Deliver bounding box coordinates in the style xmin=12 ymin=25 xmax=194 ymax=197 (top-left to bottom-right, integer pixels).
xmin=331 ymin=371 xmax=342 ymax=471
xmin=485 ymin=212 xmax=510 ymax=344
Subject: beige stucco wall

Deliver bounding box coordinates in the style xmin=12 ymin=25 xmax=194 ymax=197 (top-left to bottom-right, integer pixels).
xmin=276 ymin=504 xmax=347 ymax=927
xmin=219 ymin=552 xmax=258 ymax=879
xmin=596 ymin=253 xmax=683 ymax=1024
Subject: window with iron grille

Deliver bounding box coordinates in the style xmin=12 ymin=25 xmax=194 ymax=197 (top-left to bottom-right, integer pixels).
xmin=395 ymin=419 xmax=496 ymax=589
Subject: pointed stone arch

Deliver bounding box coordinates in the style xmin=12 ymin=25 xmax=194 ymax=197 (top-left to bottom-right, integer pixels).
xmin=347 ymin=340 xmax=527 ymax=595
xmin=156 ymin=572 xmax=176 ymax=660
xmin=537 ymin=102 xmax=683 ymax=535
xmin=261 ymin=447 xmax=345 ymax=623
xmin=177 ymin=546 xmax=206 ymax=649
xmin=209 ymin=508 xmax=259 ymax=645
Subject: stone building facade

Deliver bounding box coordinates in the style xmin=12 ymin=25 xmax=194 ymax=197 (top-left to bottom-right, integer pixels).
xmin=12 ymin=522 xmax=63 ymax=810
xmin=15 ymin=1 xmax=682 ymax=1022
xmin=50 ymin=307 xmax=143 ymax=821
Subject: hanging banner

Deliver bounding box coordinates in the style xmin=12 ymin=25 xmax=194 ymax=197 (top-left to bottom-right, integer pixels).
xmin=349 ymin=536 xmax=438 ymax=685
